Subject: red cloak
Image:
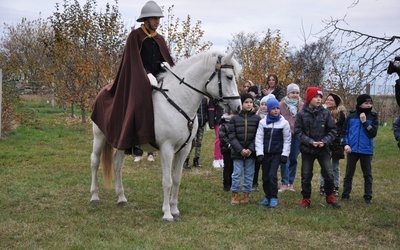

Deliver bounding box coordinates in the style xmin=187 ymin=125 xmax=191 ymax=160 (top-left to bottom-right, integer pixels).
xmin=91 ymin=27 xmax=174 ymax=150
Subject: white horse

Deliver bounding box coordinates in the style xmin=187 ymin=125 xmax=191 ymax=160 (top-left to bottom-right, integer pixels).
xmin=90 ymin=51 xmax=242 ymax=221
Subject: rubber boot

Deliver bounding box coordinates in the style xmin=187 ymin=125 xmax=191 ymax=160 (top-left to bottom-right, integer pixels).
xmin=231 ymin=192 xmax=240 ymax=205
xmin=183 ymin=158 xmax=190 ymax=169
xmin=193 ymin=157 xmax=202 ymax=167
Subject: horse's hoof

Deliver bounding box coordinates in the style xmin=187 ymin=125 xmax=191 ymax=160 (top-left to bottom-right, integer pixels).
xmin=90 ymin=200 xmax=100 ymax=206
xmin=162 ymin=217 xmax=174 ymax=222
xmin=172 ymin=214 xmax=181 ymax=221
xmin=117 ymin=201 xmax=127 ymax=207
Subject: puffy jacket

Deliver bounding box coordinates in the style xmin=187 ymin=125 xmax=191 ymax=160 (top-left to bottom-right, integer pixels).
xmin=208 ymin=100 xmax=224 ymax=129
xmin=294 ymin=105 xmax=336 ymax=155
xmin=342 ymin=110 xmax=378 ymax=155
xmin=228 ymin=111 xmax=261 ymax=159
xmin=394 ymin=115 xmax=400 ymax=142
xmin=219 ymin=119 xmax=231 ymax=153
xmin=255 ymin=116 xmax=291 ymax=157
xmin=197 ymin=97 xmax=209 ymax=127
xmin=330 ymin=110 xmax=346 ymax=159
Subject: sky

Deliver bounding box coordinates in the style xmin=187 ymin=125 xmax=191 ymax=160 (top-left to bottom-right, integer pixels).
xmin=1 ymin=0 xmax=398 ymax=51
xmin=0 ymin=0 xmax=399 ymax=94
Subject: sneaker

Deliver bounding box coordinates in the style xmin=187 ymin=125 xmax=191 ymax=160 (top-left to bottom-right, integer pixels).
xmin=333 ymin=187 xmax=339 ymax=197
xmin=278 ymin=184 xmax=288 ymax=193
xmin=319 ymin=186 xmax=325 ymax=196
xmin=365 ymin=199 xmax=372 ymax=205
xmin=258 ymin=198 xmax=269 ymax=206
xmin=147 ymin=155 xmax=154 ymax=162
xmin=326 ymin=194 xmax=341 ymax=208
xmin=183 ymin=158 xmax=190 ymax=169
xmin=269 ymin=198 xmax=278 ymax=208
xmin=299 ymin=198 xmax=311 ymax=208
xmin=134 ymin=156 xmax=142 ymax=162
xmin=252 ymin=184 xmax=259 ymax=192
xmin=213 ymin=160 xmax=221 ymax=168
xmin=287 ymin=184 xmax=295 ymax=192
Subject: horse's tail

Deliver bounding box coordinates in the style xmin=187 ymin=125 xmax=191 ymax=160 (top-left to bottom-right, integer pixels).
xmin=101 ymin=142 xmax=114 ymax=189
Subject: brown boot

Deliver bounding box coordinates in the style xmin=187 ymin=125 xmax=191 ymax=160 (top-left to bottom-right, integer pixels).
xmin=231 ymin=192 xmax=240 ymax=205
xmin=240 ymin=193 xmax=250 ymax=204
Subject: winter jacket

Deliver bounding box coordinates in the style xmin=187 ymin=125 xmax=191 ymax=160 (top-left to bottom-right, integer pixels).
xmin=330 ymin=110 xmax=346 ymax=159
xmin=394 ymin=115 xmax=400 ymax=142
xmin=228 ymin=111 xmax=261 ymax=159
xmin=255 ymin=116 xmax=291 ymax=157
xmin=262 ymin=85 xmax=285 ymax=102
xmin=219 ymin=119 xmax=231 ymax=153
xmin=294 ymin=105 xmax=337 ymax=155
xmin=197 ymin=97 xmax=209 ymax=127
xmin=208 ymin=100 xmax=224 ymax=129
xmin=280 ymin=99 xmax=304 ymax=134
xmin=342 ymin=110 xmax=378 ymax=155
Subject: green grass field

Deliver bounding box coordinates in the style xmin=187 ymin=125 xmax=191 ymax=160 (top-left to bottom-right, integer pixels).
xmin=1 ymin=96 xmax=399 ymax=249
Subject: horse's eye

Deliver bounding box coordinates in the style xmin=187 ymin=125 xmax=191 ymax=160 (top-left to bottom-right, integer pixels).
xmin=227 ymin=75 xmax=233 ymax=81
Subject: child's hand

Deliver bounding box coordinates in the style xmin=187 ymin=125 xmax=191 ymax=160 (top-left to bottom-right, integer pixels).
xmin=360 ymin=113 xmax=366 ymax=123
xmin=312 ymin=142 xmax=319 ymax=147
xmin=318 ymin=142 xmax=325 ymax=148
xmin=344 ymin=145 xmax=352 ymax=153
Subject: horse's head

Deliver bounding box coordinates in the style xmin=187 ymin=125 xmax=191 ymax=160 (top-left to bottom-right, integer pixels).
xmin=205 ymin=51 xmax=242 ymax=114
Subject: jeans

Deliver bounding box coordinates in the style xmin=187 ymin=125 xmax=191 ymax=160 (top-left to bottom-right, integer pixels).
xmin=261 ymin=154 xmax=281 ymax=199
xmin=320 ymin=158 xmax=340 ymax=188
xmin=342 ymin=153 xmax=373 ymax=199
xmin=280 ymin=134 xmax=300 ymax=185
xmin=300 ymin=149 xmax=334 ymax=198
xmin=231 ymin=158 xmax=255 ymax=193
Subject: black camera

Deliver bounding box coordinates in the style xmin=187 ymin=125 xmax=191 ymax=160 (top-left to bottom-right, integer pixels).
xmin=387 ymin=56 xmax=400 ymax=75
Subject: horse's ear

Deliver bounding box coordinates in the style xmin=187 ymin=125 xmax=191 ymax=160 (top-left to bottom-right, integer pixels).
xmin=224 ymin=51 xmax=234 ymax=62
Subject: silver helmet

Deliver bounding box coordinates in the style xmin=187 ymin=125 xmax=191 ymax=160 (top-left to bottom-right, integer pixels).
xmin=136 ymin=1 xmax=164 ymax=22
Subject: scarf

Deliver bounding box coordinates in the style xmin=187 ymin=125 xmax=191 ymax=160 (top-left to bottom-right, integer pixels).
xmin=284 ymin=96 xmax=299 ymax=117
xmin=267 ymin=114 xmax=281 ymax=124
xmin=141 ymin=24 xmax=157 ymax=38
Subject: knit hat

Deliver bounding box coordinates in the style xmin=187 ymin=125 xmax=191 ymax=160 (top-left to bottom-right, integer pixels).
xmin=267 ymin=98 xmax=280 ymax=111
xmin=305 ymin=87 xmax=323 ymax=103
xmin=356 ymin=94 xmax=373 ymax=107
xmin=260 ymin=94 xmax=276 ymax=105
xmin=248 ymin=86 xmax=259 ymax=95
xmin=287 ymin=83 xmax=300 ymax=94
xmin=328 ymin=93 xmax=342 ymax=107
xmin=240 ymin=92 xmax=253 ymax=104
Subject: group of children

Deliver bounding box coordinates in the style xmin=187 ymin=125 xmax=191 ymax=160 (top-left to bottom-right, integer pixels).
xmin=220 ymin=84 xmax=379 ymax=209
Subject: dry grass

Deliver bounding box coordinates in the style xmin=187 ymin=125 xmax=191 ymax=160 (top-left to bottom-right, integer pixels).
xmin=0 ymin=98 xmax=399 ymax=249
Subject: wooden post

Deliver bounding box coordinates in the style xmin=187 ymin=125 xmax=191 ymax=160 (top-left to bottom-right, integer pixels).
xmin=0 ymin=69 xmax=2 ymax=138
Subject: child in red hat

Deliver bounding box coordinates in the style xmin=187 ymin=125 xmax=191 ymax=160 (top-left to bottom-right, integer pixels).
xmin=294 ymin=87 xmax=340 ymax=208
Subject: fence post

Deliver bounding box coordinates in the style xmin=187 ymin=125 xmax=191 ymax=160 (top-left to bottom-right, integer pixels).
xmin=0 ymin=69 xmax=2 ymax=138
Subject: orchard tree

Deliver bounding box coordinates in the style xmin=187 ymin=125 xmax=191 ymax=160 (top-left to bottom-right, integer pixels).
xmin=159 ymin=5 xmax=212 ymax=62
xmin=228 ymin=30 xmax=292 ymax=88
xmin=48 ymin=0 xmax=126 ymax=123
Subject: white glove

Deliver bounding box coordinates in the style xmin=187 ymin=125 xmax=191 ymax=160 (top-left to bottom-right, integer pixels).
xmin=147 ymin=73 xmax=158 ymax=87
xmin=161 ymin=62 xmax=171 ymax=70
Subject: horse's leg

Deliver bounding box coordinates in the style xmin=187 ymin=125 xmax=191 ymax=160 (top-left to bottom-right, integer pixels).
xmin=90 ymin=124 xmax=106 ymax=204
xmin=114 ymin=150 xmax=127 ymax=205
xmin=170 ymin=146 xmax=191 ymax=219
xmin=159 ymin=145 xmax=175 ymax=221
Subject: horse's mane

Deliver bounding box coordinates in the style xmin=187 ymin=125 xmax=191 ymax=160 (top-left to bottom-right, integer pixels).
xmin=159 ymin=50 xmax=241 ymax=79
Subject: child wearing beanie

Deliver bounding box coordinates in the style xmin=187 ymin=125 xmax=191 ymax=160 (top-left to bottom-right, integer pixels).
xmin=252 ymin=94 xmax=275 ymax=191
xmin=319 ymin=93 xmax=346 ymax=197
xmin=255 ymin=98 xmax=291 ymax=208
xmin=294 ymin=87 xmax=340 ymax=208
xmin=342 ymin=93 xmax=378 ymax=204
xmin=278 ymin=83 xmax=304 ymax=192
xmin=228 ymin=93 xmax=261 ymax=205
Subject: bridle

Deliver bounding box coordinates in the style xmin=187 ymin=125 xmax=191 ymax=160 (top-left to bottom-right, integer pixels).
xmin=153 ymin=55 xmax=240 ymax=153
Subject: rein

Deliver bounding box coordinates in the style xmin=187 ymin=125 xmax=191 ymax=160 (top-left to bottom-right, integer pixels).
xmin=153 ymin=56 xmax=239 ymax=153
